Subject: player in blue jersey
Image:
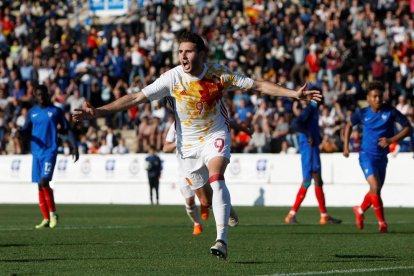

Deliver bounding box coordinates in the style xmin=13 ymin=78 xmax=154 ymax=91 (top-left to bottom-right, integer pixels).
xmin=285 ymin=100 xmax=342 ymax=225
xmin=343 ymin=81 xmax=411 ymax=233
xmin=20 ymin=85 xmax=79 ymax=229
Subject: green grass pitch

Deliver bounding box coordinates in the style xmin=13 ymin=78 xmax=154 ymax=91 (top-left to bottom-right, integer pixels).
xmin=1 ymin=205 xmax=413 ymax=275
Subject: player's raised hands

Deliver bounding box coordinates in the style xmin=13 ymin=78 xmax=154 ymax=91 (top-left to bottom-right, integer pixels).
xmin=296 ymin=83 xmax=323 ymax=103
xmin=73 ymin=101 xmax=96 ymax=122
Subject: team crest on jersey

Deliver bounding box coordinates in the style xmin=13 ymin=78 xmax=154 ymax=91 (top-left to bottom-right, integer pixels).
xmin=48 ymin=111 xmax=53 ymax=118
xmin=381 ymin=114 xmax=388 ymax=121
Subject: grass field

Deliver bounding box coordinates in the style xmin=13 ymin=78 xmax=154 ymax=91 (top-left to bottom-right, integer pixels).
xmin=1 ymin=205 xmax=414 ymax=275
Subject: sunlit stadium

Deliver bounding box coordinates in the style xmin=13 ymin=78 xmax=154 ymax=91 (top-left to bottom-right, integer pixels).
xmin=1 ymin=0 xmax=414 ymax=275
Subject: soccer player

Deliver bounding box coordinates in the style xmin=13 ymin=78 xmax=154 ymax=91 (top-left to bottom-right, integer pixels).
xmin=20 ymin=84 xmax=79 ymax=229
xmin=73 ymin=31 xmax=321 ymax=259
xmin=145 ymin=145 xmax=162 ymax=205
xmin=343 ymin=81 xmax=411 ymax=233
xmin=285 ymin=100 xmax=342 ymax=225
xmin=163 ymin=121 xmax=204 ymax=235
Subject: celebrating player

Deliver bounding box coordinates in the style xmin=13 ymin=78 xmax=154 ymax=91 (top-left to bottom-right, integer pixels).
xmin=285 ymin=100 xmax=341 ymax=225
xmin=343 ymin=81 xmax=411 ymax=233
xmin=73 ymin=31 xmax=321 ymax=259
xmin=20 ymin=85 xmax=79 ymax=229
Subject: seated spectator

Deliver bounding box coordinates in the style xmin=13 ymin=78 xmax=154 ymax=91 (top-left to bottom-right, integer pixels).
xmin=112 ymin=137 xmax=129 ymax=154
xmin=396 ymin=95 xmax=410 ymax=115
xmin=244 ymin=124 xmax=267 ymax=153
xmin=88 ymin=139 xmax=100 ymax=154
xmin=235 ymin=99 xmax=253 ymax=123
xmin=66 ymin=89 xmax=85 ymax=114
xmin=98 ymin=138 xmax=111 ymax=154
xmin=320 ymin=134 xmax=338 ymax=153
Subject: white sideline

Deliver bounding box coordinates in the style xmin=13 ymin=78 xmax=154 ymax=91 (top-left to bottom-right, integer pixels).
xmin=271 ymin=265 xmax=414 ymax=275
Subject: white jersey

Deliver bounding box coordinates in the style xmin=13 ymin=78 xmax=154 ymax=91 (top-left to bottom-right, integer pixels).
xmin=142 ymin=63 xmax=254 ymax=157
xmin=165 ymin=121 xmax=176 ymax=144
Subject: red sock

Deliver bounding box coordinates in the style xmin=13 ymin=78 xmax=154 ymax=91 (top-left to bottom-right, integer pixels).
xmin=291 ymin=186 xmax=308 ymax=212
xmin=360 ymin=192 xmax=372 ymax=212
xmin=42 ymin=186 xmax=56 ymax=213
xmin=315 ymin=186 xmax=327 ymax=214
xmin=370 ymin=194 xmax=385 ymax=223
xmin=38 ymin=190 xmax=50 ymax=219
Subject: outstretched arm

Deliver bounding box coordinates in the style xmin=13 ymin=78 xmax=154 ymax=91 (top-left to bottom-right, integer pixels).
xmin=73 ymin=92 xmax=148 ymax=121
xmin=252 ymin=81 xmax=322 ymax=102
xmin=378 ymin=108 xmax=412 ymax=148
xmin=378 ymin=126 xmax=411 ymax=148
xmin=163 ymin=141 xmax=176 ymax=153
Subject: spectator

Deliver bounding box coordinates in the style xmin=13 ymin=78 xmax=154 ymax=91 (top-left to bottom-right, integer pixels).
xmin=243 ymin=124 xmax=266 ymax=153
xmin=112 ymin=137 xmax=129 ymax=154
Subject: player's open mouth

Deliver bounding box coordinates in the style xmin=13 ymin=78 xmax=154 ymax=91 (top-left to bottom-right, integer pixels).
xmin=182 ymin=61 xmax=190 ymax=70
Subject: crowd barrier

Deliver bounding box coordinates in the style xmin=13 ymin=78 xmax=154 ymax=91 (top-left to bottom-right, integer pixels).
xmin=0 ymin=153 xmax=413 ymax=207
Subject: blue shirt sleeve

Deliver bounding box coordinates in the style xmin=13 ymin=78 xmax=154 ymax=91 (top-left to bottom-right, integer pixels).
xmin=391 ymin=108 xmax=410 ymax=127
xmin=351 ymin=109 xmax=362 ymax=126
xmin=20 ymin=109 xmax=33 ymax=135
xmin=296 ymin=103 xmax=316 ymax=125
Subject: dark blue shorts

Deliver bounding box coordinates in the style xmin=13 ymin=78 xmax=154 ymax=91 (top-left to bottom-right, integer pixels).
xmin=299 ymin=141 xmax=321 ymax=181
xmin=32 ymin=154 xmax=57 ymax=183
xmin=359 ymin=151 xmax=387 ymax=185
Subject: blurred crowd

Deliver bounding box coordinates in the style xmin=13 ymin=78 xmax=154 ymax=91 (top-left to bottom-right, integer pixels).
xmin=1 ymin=0 xmax=414 ymax=155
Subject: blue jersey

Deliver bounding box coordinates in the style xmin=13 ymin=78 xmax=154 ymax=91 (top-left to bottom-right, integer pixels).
xmin=294 ymin=102 xmax=321 ymax=145
xmin=23 ymin=105 xmax=69 ymax=156
xmin=351 ymin=104 xmax=409 ymax=156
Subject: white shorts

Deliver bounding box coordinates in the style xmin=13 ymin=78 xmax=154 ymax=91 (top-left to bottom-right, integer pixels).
xmin=180 ymin=132 xmax=231 ymax=190
xmin=176 ymin=155 xmax=195 ymax=199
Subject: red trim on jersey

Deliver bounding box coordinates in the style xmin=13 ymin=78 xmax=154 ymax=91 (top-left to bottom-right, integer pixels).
xmin=209 ymin=174 xmax=225 ymax=183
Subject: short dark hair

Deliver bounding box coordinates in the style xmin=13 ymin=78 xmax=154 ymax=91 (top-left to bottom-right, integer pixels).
xmin=366 ymin=81 xmax=384 ymax=94
xmin=35 ymin=84 xmax=48 ymax=96
xmin=177 ymin=31 xmax=206 ymax=53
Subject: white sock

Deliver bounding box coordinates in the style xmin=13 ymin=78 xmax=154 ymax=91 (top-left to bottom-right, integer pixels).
xmin=210 ymin=179 xmax=231 ymax=244
xmin=185 ymin=203 xmax=201 ymax=225
xmin=49 ymin=212 xmax=56 ymax=217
